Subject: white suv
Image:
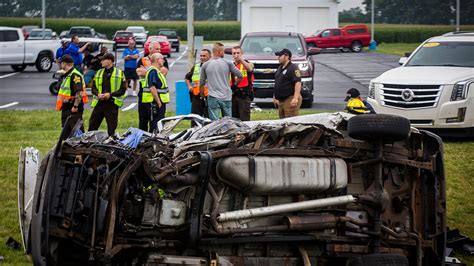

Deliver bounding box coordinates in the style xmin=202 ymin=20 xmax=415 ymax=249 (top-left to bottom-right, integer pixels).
xmin=126 ymin=26 xmax=148 ymax=45
xmin=367 ymin=32 xmax=474 ymax=136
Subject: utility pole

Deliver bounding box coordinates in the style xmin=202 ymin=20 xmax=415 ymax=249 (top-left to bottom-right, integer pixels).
xmin=368 ymin=0 xmax=376 ymax=50
xmin=187 ymin=0 xmax=195 ymax=70
xmin=41 ymin=0 xmax=46 ymax=29
xmin=456 ymin=0 xmax=460 ymax=32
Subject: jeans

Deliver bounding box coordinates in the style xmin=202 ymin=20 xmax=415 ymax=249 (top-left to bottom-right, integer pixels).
xmin=207 ymin=96 xmax=231 ymax=121
xmin=83 ymin=69 xmax=96 ymax=86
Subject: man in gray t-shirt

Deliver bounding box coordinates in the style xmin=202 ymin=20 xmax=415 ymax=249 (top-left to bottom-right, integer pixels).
xmin=200 ymin=43 xmax=242 ymax=121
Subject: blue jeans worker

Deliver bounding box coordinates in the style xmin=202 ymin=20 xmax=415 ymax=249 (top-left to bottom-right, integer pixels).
xmin=199 ymin=42 xmax=242 ymax=121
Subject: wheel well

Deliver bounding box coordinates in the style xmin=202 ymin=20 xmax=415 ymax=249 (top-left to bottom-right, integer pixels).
xmin=352 ymin=40 xmax=362 ymax=45
xmin=37 ymin=50 xmax=54 ymax=61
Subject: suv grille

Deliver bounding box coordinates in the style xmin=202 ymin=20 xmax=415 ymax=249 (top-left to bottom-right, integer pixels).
xmin=253 ymin=63 xmax=280 ymax=80
xmin=381 ymin=84 xmax=442 ymax=109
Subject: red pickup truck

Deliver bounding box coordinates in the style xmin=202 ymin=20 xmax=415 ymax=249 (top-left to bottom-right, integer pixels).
xmin=304 ymin=24 xmax=371 ymax=52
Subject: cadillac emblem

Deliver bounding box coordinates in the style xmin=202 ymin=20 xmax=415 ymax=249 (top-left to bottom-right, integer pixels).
xmin=401 ymin=88 xmax=414 ymax=102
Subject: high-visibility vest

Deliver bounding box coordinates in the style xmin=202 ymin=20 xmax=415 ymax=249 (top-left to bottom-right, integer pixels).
xmin=91 ymin=67 xmax=125 ymax=108
xmin=142 ymin=66 xmax=170 ymax=104
xmin=56 ymin=67 xmax=89 ymax=111
xmin=346 ymin=98 xmax=370 ymax=114
xmin=191 ymin=63 xmax=208 ymax=96
xmin=233 ymin=63 xmax=254 ymax=88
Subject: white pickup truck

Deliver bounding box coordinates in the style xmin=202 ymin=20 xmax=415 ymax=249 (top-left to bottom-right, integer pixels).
xmin=367 ymin=32 xmax=474 ymax=136
xmin=0 ymin=26 xmax=59 ymax=72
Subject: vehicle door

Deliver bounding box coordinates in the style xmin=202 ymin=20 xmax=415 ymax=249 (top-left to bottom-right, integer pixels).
xmin=331 ymin=29 xmax=344 ymax=47
xmin=0 ymin=30 xmax=24 ymax=64
xmin=315 ymin=29 xmax=332 ymax=48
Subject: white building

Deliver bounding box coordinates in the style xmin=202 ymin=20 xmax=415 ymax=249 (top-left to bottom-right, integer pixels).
xmin=240 ymin=0 xmax=340 ymax=37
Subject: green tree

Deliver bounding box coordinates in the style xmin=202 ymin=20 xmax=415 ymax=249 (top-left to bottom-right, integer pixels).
xmin=339 ymin=7 xmax=370 ymax=23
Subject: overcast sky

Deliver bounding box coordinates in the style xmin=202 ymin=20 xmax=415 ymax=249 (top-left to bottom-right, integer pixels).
xmin=338 ymin=0 xmax=364 ymax=11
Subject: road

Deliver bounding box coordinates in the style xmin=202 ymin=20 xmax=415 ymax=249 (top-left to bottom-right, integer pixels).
xmin=0 ymin=48 xmax=400 ymax=112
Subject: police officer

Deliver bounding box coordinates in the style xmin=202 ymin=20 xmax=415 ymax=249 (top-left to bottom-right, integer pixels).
xmin=231 ymin=46 xmax=254 ymax=121
xmin=88 ymin=53 xmax=127 ymax=137
xmin=344 ymin=88 xmax=376 ymax=114
xmin=273 ymin=48 xmax=302 ymax=119
xmin=185 ymin=49 xmax=211 ymax=119
xmin=56 ymin=54 xmax=88 ymax=134
xmin=140 ymin=53 xmax=170 ymax=133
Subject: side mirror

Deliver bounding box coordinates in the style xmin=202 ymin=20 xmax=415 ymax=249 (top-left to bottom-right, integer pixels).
xmin=224 ymin=47 xmax=232 ymax=55
xmin=404 ymin=52 xmax=412 ymax=57
xmin=146 ymin=31 xmax=149 ymax=34
xmin=307 ymin=47 xmax=321 ymax=56
xmin=398 ymin=57 xmax=408 ymax=65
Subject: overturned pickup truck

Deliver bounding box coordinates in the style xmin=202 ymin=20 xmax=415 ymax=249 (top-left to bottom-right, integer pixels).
xmin=18 ymin=113 xmax=446 ymax=265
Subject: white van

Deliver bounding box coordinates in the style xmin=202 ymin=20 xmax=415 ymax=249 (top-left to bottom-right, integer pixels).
xmin=367 ymin=32 xmax=474 ymax=136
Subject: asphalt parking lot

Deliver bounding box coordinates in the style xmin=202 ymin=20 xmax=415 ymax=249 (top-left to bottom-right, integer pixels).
xmin=0 ymin=49 xmax=400 ymax=112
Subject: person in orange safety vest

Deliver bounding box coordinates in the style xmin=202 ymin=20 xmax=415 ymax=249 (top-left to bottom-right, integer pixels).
xmin=230 ymin=46 xmax=254 ymax=121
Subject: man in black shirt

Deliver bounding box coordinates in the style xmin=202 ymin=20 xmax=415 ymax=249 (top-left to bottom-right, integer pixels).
xmin=273 ymin=48 xmax=302 ymax=118
xmin=88 ymin=53 xmax=127 ymax=136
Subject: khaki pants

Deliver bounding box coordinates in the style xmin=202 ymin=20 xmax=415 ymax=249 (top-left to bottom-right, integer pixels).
xmin=278 ymin=95 xmax=302 ymax=119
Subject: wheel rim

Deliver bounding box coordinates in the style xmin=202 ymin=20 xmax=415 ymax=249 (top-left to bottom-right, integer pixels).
xmin=353 ymin=44 xmax=362 ymax=52
xmin=41 ymin=57 xmax=52 ymax=70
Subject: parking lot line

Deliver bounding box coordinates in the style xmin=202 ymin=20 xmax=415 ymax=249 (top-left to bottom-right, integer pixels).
xmin=170 ymin=47 xmax=188 ymax=69
xmin=121 ymin=102 xmax=137 ymax=111
xmin=0 ymin=102 xmax=19 ymax=109
xmin=0 ymin=72 xmax=20 ymax=79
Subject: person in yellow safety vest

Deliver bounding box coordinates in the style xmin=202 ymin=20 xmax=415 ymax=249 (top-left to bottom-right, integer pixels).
xmin=185 ymin=49 xmax=211 ymax=120
xmin=141 ymin=53 xmax=170 ymax=133
xmin=230 ymin=46 xmax=255 ymax=121
xmin=344 ymin=88 xmax=376 ymax=115
xmin=56 ymin=54 xmax=88 ymax=135
xmin=137 ymin=41 xmax=169 ymax=131
xmin=88 ymin=53 xmax=127 ymax=137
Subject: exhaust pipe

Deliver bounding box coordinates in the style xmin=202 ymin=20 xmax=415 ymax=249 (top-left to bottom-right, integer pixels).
xmin=217 ymin=195 xmax=357 ymax=222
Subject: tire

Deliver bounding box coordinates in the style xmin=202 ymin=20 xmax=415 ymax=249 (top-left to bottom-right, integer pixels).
xmin=176 ymin=46 xmax=180 ymax=52
xmin=351 ymin=41 xmax=363 ymax=52
xmin=35 ymin=53 xmax=53 ymax=72
xmin=11 ymin=64 xmax=27 ymax=72
xmin=113 ymin=44 xmax=117 ymax=51
xmin=347 ymin=114 xmax=411 ymax=142
xmin=340 ymin=47 xmax=350 ymax=53
xmin=49 ymin=81 xmax=59 ymax=95
xmin=347 ymin=254 xmax=409 ymax=266
xmin=301 ymin=95 xmax=314 ymax=108
xmin=307 ymin=42 xmax=316 ymax=49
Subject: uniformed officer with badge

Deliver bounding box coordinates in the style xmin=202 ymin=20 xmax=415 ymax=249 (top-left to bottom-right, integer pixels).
xmin=272 ymin=48 xmax=302 ymax=118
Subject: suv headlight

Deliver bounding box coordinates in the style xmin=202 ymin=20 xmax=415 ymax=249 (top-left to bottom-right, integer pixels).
xmin=298 ymin=62 xmax=309 ymax=71
xmin=368 ymin=81 xmax=376 ymax=99
xmin=451 ymin=79 xmax=474 ymax=101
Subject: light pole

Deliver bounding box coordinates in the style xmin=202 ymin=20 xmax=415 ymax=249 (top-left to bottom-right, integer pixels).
xmin=456 ymin=0 xmax=460 ymax=32
xmin=41 ymin=0 xmax=46 ymax=29
xmin=187 ymin=0 xmax=195 ymax=70
xmin=369 ymin=0 xmax=376 ymax=50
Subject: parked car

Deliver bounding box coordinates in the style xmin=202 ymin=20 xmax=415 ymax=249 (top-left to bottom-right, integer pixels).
xmin=59 ymin=30 xmax=69 ymax=39
xmin=228 ymin=31 xmax=320 ymax=108
xmin=112 ymin=31 xmax=134 ymax=50
xmin=126 ymin=26 xmax=148 ymax=45
xmin=157 ymin=28 xmax=180 ymax=52
xmin=144 ymin=35 xmax=171 ymax=57
xmin=367 ymin=31 xmax=474 ymax=137
xmin=304 ymin=24 xmax=371 ymax=52
xmin=21 ymin=25 xmax=39 ymax=39
xmin=27 ymin=28 xmax=57 ymax=40
xmin=0 ymin=26 xmax=58 ymax=72
xmin=68 ymin=26 xmax=105 ymax=51
xmin=19 ymin=113 xmax=447 ymax=265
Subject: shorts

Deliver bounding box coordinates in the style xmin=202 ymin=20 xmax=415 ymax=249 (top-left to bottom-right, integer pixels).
xmin=124 ymin=67 xmax=139 ymax=80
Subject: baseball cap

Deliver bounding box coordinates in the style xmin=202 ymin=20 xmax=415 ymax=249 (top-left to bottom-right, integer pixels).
xmin=101 ymin=53 xmax=115 ymax=62
xmin=344 ymin=88 xmax=361 ymax=101
xmin=275 ymin=48 xmax=292 ymax=58
xmin=61 ymin=54 xmax=74 ymax=64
